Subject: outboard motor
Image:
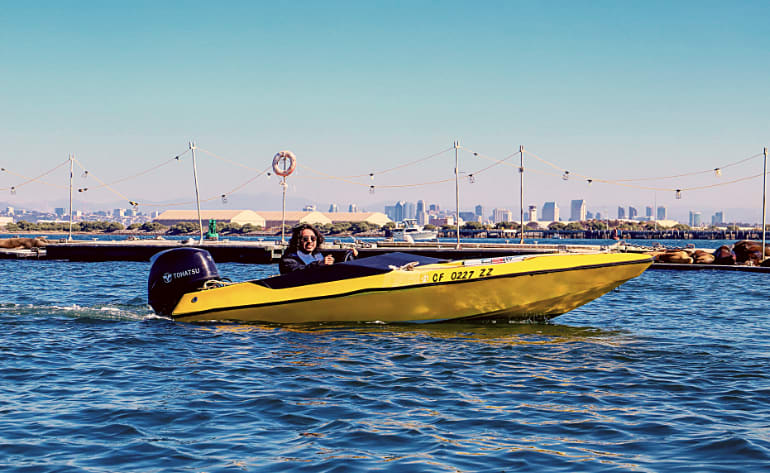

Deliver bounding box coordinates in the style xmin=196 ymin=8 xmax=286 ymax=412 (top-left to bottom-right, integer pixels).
xmin=148 ymin=248 xmax=221 ymax=316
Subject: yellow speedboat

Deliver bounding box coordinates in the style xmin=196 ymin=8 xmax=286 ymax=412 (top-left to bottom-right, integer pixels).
xmin=148 ymin=249 xmax=651 ymax=323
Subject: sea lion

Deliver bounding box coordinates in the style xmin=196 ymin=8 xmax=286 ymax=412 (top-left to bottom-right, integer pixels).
xmin=693 ymin=250 xmax=715 ymax=264
xmin=657 ymin=250 xmax=693 ymax=264
xmin=645 ymin=250 xmax=669 ymax=261
xmin=0 ymin=237 xmax=49 ymax=249
xmin=733 ymin=240 xmax=768 ymax=265
xmin=712 ymin=245 xmax=735 ymax=265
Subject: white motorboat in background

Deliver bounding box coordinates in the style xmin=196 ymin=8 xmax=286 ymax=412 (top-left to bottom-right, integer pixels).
xmin=391 ymin=219 xmax=438 ymax=242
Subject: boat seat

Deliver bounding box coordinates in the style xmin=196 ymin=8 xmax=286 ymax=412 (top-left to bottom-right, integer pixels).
xmin=255 ymin=252 xmax=446 ymax=289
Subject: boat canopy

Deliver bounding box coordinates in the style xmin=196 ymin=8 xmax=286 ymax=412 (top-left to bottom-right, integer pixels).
xmin=256 ymin=252 xmax=446 ymax=289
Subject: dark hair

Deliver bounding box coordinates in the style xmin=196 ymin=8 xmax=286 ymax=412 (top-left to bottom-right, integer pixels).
xmin=287 ymin=224 xmax=324 ymax=254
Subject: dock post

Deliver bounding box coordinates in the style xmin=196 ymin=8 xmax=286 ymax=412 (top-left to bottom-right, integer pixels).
xmin=190 ymin=142 xmax=204 ymax=244
xmin=519 ymin=145 xmax=524 ymax=244
xmin=454 ymin=140 xmax=460 ymax=249
xmin=281 ymin=177 xmax=287 ymax=244
xmin=763 ymin=147 xmax=768 ymax=261
xmin=68 ymin=154 xmax=73 ymax=241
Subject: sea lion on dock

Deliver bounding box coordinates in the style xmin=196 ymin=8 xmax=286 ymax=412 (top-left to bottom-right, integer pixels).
xmin=732 ymin=240 xmax=769 ymax=265
xmin=712 ymin=245 xmax=735 ymax=265
xmin=656 ymin=250 xmax=693 ymax=264
xmin=0 ymin=237 xmax=48 ymax=249
xmin=693 ymin=250 xmax=715 ymax=264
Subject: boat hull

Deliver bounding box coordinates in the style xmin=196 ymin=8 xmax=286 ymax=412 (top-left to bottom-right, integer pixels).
xmin=169 ymin=253 xmax=652 ymax=324
xmin=392 ymin=230 xmax=438 ymax=241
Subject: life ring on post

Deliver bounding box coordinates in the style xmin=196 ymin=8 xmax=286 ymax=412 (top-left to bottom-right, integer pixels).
xmin=272 ymin=150 xmax=297 ymax=177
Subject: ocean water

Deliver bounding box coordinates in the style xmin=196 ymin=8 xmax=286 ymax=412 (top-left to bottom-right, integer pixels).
xmin=1 ymin=247 xmax=769 ymax=472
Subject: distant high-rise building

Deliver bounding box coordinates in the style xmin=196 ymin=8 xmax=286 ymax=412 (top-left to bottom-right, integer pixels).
xmin=429 ymin=204 xmax=440 ymax=213
xmin=492 ymin=208 xmax=512 ymax=224
xmin=348 ymin=203 xmax=357 ymax=212
xmin=570 ymin=200 xmax=586 ymax=221
xmin=527 ymin=205 xmax=537 ymax=222
xmin=416 ymin=200 xmax=426 ymax=215
xmin=628 ymin=206 xmax=638 ymax=219
xmin=430 ymin=215 xmax=454 ymax=226
xmin=542 ymin=202 xmax=559 ymax=222
xmin=617 ymin=206 xmax=626 ymax=219
xmin=595 ymin=212 xmax=603 ymax=220
xmin=459 ymin=211 xmax=476 ymax=222
xmin=55 ymin=207 xmax=65 ymax=217
xmin=113 ymin=208 xmax=126 ymax=218
xmin=384 ymin=205 xmax=396 ymax=220
xmin=405 ymin=202 xmax=416 ymax=220
xmin=474 ymin=204 xmax=484 ymax=218
xmin=394 ymin=201 xmax=406 ymax=222
xmin=645 ymin=206 xmax=653 ymax=218
xmin=5 ymin=207 xmax=14 ymax=215
xmin=689 ymin=211 xmax=702 ymax=227
xmin=712 ymin=211 xmax=725 ymax=225
xmin=586 ymin=211 xmax=594 ymax=220
xmin=417 ymin=210 xmax=428 ymax=226
xmin=657 ymin=206 xmax=667 ymax=220
xmin=328 ymin=204 xmax=339 ymax=212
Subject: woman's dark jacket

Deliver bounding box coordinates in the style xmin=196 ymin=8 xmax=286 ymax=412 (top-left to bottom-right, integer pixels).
xmin=279 ymin=251 xmax=324 ymax=274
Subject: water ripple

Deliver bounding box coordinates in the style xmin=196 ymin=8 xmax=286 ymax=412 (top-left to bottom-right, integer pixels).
xmin=0 ymin=260 xmax=769 ymax=471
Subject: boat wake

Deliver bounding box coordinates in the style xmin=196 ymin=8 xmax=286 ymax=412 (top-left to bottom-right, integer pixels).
xmin=0 ymin=302 xmax=164 ymax=322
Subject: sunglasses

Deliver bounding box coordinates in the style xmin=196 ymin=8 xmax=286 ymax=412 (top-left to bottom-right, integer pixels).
xmin=301 ymin=236 xmax=317 ymax=242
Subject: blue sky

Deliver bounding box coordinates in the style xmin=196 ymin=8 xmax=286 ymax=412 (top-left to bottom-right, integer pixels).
xmin=1 ymin=1 xmax=769 ymax=222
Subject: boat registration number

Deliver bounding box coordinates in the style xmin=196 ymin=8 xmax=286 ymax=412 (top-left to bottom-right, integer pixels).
xmin=423 ymin=267 xmax=494 ymax=283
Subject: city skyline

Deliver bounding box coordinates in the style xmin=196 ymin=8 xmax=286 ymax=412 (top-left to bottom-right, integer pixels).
xmin=0 ymin=193 xmax=742 ymax=227
xmin=2 ymin=193 xmax=739 ymax=231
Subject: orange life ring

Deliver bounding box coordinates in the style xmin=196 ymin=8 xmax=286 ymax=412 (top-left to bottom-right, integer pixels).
xmin=272 ymin=151 xmax=296 ymax=177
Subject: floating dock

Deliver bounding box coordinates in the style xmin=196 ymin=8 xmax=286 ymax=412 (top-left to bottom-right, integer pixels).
xmin=0 ymin=248 xmax=46 ymax=260
xmin=40 ymin=240 xmax=588 ymax=264
xmin=11 ymin=239 xmax=770 ymax=272
xmin=648 ymin=262 xmax=770 ymax=273
xmin=41 ymin=239 xmax=609 ymax=263
xmin=44 ymin=240 xmax=280 ymax=263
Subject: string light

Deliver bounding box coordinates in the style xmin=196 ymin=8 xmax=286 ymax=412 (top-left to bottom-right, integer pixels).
xmin=5 ymin=144 xmax=764 ymax=215
xmin=523 ymin=147 xmax=762 ymax=184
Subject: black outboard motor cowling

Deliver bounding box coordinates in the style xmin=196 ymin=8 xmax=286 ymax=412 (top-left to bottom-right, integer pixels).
xmin=148 ymin=248 xmax=220 ymax=316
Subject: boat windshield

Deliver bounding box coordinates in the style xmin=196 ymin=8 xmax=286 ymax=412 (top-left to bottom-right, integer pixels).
xmin=255 ymin=252 xmax=445 ymax=289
